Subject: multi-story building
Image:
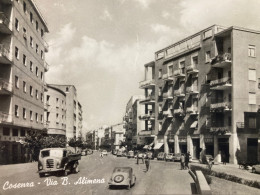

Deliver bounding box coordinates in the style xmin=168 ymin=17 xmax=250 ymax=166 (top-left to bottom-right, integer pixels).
xmin=47 ymin=84 xmax=83 ymax=140
xmin=124 ymin=95 xmax=146 ymax=149
xmin=0 ymin=0 xmax=49 ymax=164
xmin=44 ymin=85 xmax=66 ymax=137
xmin=111 ymin=123 xmax=125 ymax=150
xmin=140 ymin=25 xmax=260 ymax=164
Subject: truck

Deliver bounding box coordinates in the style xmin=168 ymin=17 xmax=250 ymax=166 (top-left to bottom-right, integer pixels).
xmin=38 ymin=148 xmax=81 ymax=177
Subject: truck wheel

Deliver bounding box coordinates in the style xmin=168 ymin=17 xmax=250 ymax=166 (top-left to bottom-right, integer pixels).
xmin=63 ymin=170 xmax=68 ymax=176
xmin=39 ymin=173 xmax=45 ymax=178
xmin=73 ymin=163 xmax=79 ymax=173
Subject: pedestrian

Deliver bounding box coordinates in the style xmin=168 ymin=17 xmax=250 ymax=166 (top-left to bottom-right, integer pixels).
xmin=180 ymin=154 xmax=185 ymax=170
xmin=222 ymin=152 xmax=226 ymax=165
xmin=141 ymin=153 xmax=144 ymax=164
xmin=185 ymin=152 xmax=191 ymax=169
xmin=136 ymin=151 xmax=139 ymax=164
xmin=145 ymin=157 xmax=151 ymax=172
xmin=100 ymin=151 xmax=103 ymax=158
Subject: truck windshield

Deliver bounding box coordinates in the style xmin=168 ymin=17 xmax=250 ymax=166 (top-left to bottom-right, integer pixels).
xmin=41 ymin=150 xmax=64 ymax=158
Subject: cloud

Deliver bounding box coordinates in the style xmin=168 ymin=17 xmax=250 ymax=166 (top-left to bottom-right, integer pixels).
xmin=132 ymin=0 xmax=155 ymax=9
xmin=150 ymin=23 xmax=172 ymax=34
xmin=162 ymin=11 xmax=170 ymax=19
xmin=100 ymin=9 xmax=113 ymax=21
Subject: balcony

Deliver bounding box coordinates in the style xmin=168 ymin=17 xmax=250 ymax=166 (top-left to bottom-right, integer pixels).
xmin=210 ymin=126 xmax=231 ymax=135
xmin=186 ymin=64 xmax=199 ymax=74
xmin=173 ymin=108 xmax=184 ymax=116
xmin=186 ymin=106 xmax=198 ymax=115
xmin=211 ymin=53 xmax=231 ymax=68
xmin=210 ymin=102 xmax=232 ymax=112
xmin=138 ymin=130 xmax=153 ymax=136
xmin=186 ymin=86 xmax=199 ymax=95
xmin=163 ymin=92 xmax=173 ymax=100
xmin=139 ymin=79 xmax=155 ymax=89
xmin=44 ymin=61 xmax=50 ymax=72
xmin=174 ymin=89 xmax=185 ymax=97
xmin=163 ymin=110 xmax=173 ymax=118
xmin=173 ymin=69 xmax=185 ymax=78
xmin=0 ymin=12 xmax=12 ymax=34
xmin=139 ymin=113 xmax=155 ymax=121
xmin=0 ymin=111 xmax=12 ymax=124
xmin=210 ymin=77 xmax=232 ymax=90
xmin=139 ymin=95 xmax=155 ymax=105
xmin=162 ymin=73 xmax=174 ymax=81
xmin=44 ymin=41 xmax=49 ymax=52
xmin=0 ymin=44 xmax=12 ymax=64
xmin=0 ymin=79 xmax=12 ymax=94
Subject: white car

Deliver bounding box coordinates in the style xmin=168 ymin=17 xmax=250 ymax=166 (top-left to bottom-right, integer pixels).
xmin=252 ymin=164 xmax=260 ymax=174
xmin=102 ymin=150 xmax=108 ymax=156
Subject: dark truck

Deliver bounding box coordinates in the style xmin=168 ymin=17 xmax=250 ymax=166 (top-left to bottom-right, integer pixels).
xmin=38 ymin=148 xmax=81 ymax=177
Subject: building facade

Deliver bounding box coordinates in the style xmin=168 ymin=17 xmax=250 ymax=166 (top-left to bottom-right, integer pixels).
xmin=47 ymin=84 xmax=83 ymax=140
xmin=111 ymin=123 xmax=125 ymax=150
xmin=140 ymin=25 xmax=260 ymax=164
xmin=45 ymin=85 xmax=66 ymax=137
xmin=0 ymin=0 xmax=49 ymax=164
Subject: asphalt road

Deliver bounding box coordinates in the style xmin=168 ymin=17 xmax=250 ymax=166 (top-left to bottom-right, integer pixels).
xmin=0 ymin=152 xmax=195 ymax=195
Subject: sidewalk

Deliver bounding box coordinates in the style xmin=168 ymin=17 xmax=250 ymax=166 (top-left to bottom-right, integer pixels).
xmin=190 ymin=161 xmax=260 ymax=183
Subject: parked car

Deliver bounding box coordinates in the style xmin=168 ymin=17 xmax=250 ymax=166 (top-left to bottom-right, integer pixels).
xmin=87 ymin=149 xmax=93 ymax=155
xmin=108 ymin=167 xmax=136 ymax=190
xmin=38 ymin=148 xmax=81 ymax=177
xmin=102 ymin=150 xmax=108 ymax=156
xmin=157 ymin=152 xmax=166 ymax=161
xmin=127 ymin=151 xmax=134 ymax=158
xmin=173 ymin=153 xmax=182 ymax=161
xmin=165 ymin=153 xmax=174 ymax=162
xmin=117 ymin=150 xmax=123 ymax=157
xmin=112 ymin=149 xmax=117 ymax=155
xmin=122 ymin=151 xmax=127 ymax=157
xmin=81 ymin=149 xmax=87 ymax=156
xmin=252 ymin=164 xmax=260 ymax=174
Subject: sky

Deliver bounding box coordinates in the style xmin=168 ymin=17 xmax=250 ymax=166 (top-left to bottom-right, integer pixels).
xmin=34 ymin=0 xmax=260 ymax=131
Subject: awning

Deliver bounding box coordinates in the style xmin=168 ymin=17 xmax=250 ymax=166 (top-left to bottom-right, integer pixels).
xmin=153 ymin=143 xmax=164 ymax=149
xmin=190 ymin=121 xmax=198 ymax=129
xmin=143 ymin=142 xmax=154 ymax=149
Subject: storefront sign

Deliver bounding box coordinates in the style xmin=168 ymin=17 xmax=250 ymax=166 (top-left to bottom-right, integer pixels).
xmin=168 ymin=139 xmax=174 ymax=143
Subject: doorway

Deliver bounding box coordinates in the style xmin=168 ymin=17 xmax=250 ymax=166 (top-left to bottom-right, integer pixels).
xmin=192 ymin=139 xmax=200 ymax=159
xmin=247 ymin=138 xmax=258 ymax=164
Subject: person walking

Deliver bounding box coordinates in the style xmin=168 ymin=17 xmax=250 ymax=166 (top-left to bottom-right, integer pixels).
xmin=100 ymin=151 xmax=103 ymax=158
xmin=145 ymin=157 xmax=151 ymax=172
xmin=136 ymin=151 xmax=139 ymax=164
xmin=141 ymin=153 xmax=144 ymax=164
xmin=185 ymin=152 xmax=191 ymax=169
xmin=180 ymin=154 xmax=185 ymax=170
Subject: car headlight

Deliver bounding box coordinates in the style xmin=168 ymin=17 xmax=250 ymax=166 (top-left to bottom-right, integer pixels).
xmin=38 ymin=162 xmax=43 ymax=170
xmin=56 ymin=161 xmax=60 ymax=169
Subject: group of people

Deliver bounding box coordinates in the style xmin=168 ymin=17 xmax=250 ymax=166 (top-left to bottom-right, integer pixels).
xmin=180 ymin=152 xmax=191 ymax=170
xmin=136 ymin=152 xmax=151 ymax=172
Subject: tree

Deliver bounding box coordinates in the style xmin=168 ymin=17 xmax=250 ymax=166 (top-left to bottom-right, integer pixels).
xmin=68 ymin=137 xmax=84 ymax=153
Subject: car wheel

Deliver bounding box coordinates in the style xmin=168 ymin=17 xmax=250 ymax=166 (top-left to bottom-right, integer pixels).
xmin=73 ymin=163 xmax=79 ymax=173
xmin=252 ymin=168 xmax=256 ymax=173
xmin=114 ymin=175 xmax=124 ymax=183
xmin=39 ymin=173 xmax=45 ymax=178
xmin=63 ymin=170 xmax=68 ymax=176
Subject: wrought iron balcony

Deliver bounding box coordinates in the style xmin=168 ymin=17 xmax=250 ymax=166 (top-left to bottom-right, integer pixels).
xmin=139 ymin=113 xmax=155 ymax=120
xmin=210 ymin=126 xmax=231 ymax=135
xmin=0 ymin=79 xmax=12 ymax=94
xmin=173 ymin=69 xmax=185 ymax=78
xmin=139 ymin=79 xmax=155 ymax=89
xmin=0 ymin=12 xmax=12 ymax=34
xmin=186 ymin=64 xmax=199 ymax=74
xmin=211 ymin=53 xmax=231 ymax=68
xmin=0 ymin=111 xmax=12 ymax=124
xmin=0 ymin=44 xmax=12 ymax=64
xmin=210 ymin=77 xmax=232 ymax=90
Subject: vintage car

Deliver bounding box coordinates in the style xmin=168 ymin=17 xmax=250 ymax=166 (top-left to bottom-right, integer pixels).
xmin=117 ymin=150 xmax=123 ymax=157
xmin=102 ymin=150 xmax=108 ymax=156
xmin=108 ymin=167 xmax=136 ymax=189
xmin=127 ymin=151 xmax=134 ymax=158
xmin=38 ymin=148 xmax=81 ymax=177
xmin=173 ymin=153 xmax=182 ymax=161
xmin=252 ymin=164 xmax=260 ymax=174
xmin=165 ymin=153 xmax=174 ymax=162
xmin=157 ymin=152 xmax=166 ymax=161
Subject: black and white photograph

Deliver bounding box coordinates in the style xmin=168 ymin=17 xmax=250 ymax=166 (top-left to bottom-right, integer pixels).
xmin=0 ymin=0 xmax=260 ymax=194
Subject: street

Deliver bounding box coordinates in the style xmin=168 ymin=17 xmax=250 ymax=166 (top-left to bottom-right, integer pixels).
xmin=0 ymin=152 xmax=195 ymax=195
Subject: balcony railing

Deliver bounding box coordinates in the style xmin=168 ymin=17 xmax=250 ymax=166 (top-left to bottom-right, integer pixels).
xmin=0 ymin=44 xmax=11 ymax=63
xmin=174 ymin=89 xmax=185 ymax=97
xmin=163 ymin=110 xmax=173 ymax=118
xmin=0 ymin=12 xmax=11 ymax=34
xmin=186 ymin=106 xmax=198 ymax=115
xmin=173 ymin=108 xmax=184 ymax=115
xmin=0 ymin=111 xmax=12 ymax=124
xmin=210 ymin=102 xmax=232 ymax=111
xmin=186 ymin=64 xmax=199 ymax=74
xmin=162 ymin=73 xmax=174 ymax=81
xmin=0 ymin=79 xmax=12 ymax=94
xmin=210 ymin=126 xmax=231 ymax=135
xmin=139 ymin=95 xmax=155 ymax=104
xmin=138 ymin=130 xmax=153 ymax=136
xmin=173 ymin=69 xmax=185 ymax=78
xmin=210 ymin=77 xmax=231 ymax=87
xmin=163 ymin=92 xmax=173 ymax=100
xmin=139 ymin=79 xmax=155 ymax=89
xmin=44 ymin=61 xmax=50 ymax=72
xmin=211 ymin=53 xmax=231 ymax=68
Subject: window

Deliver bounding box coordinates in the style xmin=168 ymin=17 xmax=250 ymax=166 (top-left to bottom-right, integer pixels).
xmin=179 ymin=60 xmax=185 ymax=68
xmin=248 ymin=69 xmax=256 ymax=81
xmin=249 ymin=93 xmax=256 ymax=104
xmin=23 ymin=81 xmax=26 ymax=93
xmin=41 ymin=72 xmax=43 ymax=81
xmin=204 ymin=29 xmax=212 ymax=39
xmin=41 ymin=93 xmax=43 ymax=102
xmin=3 ymin=128 xmax=10 ymax=136
xmin=41 ymin=50 xmax=44 ymax=59
xmin=23 ymin=1 xmax=27 ymax=13
xmin=36 ymin=66 xmax=39 ymax=77
xmin=56 ymin=113 xmax=59 ymax=123
xmin=30 ymin=86 xmax=33 ymax=96
xmin=36 ymin=21 xmax=39 ymax=31
xmin=23 ymin=108 xmax=26 ymax=119
xmin=158 ymin=69 xmax=162 ymax=78
xmin=15 ymin=47 xmax=19 ymax=59
xmin=15 ymin=18 xmax=19 ymax=31
xmin=30 ymin=12 xmax=33 ymax=23
xmin=192 ymin=55 xmax=198 ymax=65
xmin=15 ymin=76 xmax=19 ymax=88
xmin=21 ymin=129 xmax=25 ymax=136
xmin=30 ymin=36 xmax=33 ymax=48
xmin=56 ymin=98 xmax=59 ymax=104
xmin=30 ymin=61 xmax=33 ymax=72
xmin=23 ymin=54 xmax=27 ymax=66
xmin=248 ymin=45 xmax=256 ymax=57
xmin=228 ymin=116 xmax=231 ymax=126
xmin=41 ymin=29 xmax=44 ymax=37
xmin=249 ymin=117 xmax=256 ymax=128
xmin=13 ymin=129 xmax=18 ymax=136
xmin=205 ymin=51 xmax=211 ymax=63
xmin=30 ymin=111 xmax=33 ymax=121
xmin=15 ymin=105 xmax=19 ymax=117
xmin=36 ymin=89 xmax=38 ymax=99
xmin=23 ymin=28 xmax=27 ymax=40
xmin=35 ymin=113 xmax=38 ymax=122
xmin=36 ymin=44 xmax=39 ymax=53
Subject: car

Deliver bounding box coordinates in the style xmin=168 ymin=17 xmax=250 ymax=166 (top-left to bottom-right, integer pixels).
xmin=252 ymin=164 xmax=260 ymax=174
xmin=122 ymin=151 xmax=127 ymax=157
xmin=157 ymin=152 xmax=166 ymax=161
xmin=127 ymin=151 xmax=134 ymax=158
xmin=165 ymin=153 xmax=174 ymax=162
xmin=81 ymin=149 xmax=87 ymax=156
xmin=87 ymin=149 xmax=93 ymax=155
xmin=173 ymin=153 xmax=182 ymax=161
xmin=102 ymin=150 xmax=108 ymax=156
xmin=112 ymin=149 xmax=118 ymax=155
xmin=108 ymin=167 xmax=136 ymax=190
xmin=117 ymin=150 xmax=123 ymax=157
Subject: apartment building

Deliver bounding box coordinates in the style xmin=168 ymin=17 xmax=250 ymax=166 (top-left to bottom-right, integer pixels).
xmin=45 ymin=85 xmax=66 ymax=137
xmin=124 ymin=95 xmax=146 ymax=149
xmin=47 ymin=84 xmax=83 ymax=140
xmin=0 ymin=0 xmax=49 ymax=164
xmin=111 ymin=123 xmax=125 ymax=150
xmin=140 ymin=25 xmax=260 ymax=164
